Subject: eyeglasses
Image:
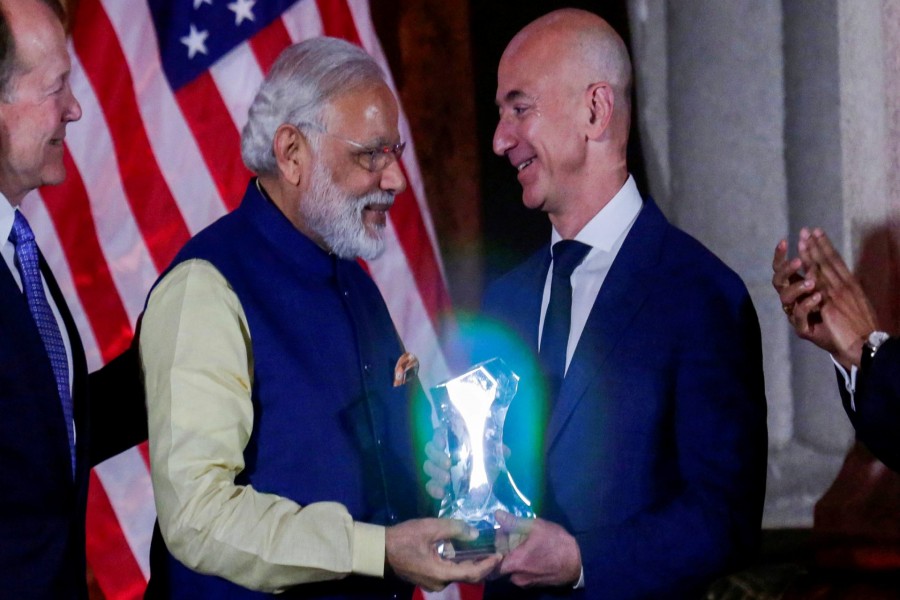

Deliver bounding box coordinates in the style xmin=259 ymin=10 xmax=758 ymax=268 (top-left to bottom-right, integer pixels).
xmin=299 ymin=122 xmax=406 ymax=173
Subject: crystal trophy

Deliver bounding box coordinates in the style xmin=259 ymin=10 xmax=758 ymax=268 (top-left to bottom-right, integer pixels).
xmin=431 ymin=358 xmax=534 ymax=560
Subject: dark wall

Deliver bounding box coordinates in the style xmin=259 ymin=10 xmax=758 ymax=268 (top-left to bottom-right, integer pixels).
xmin=469 ymin=1 xmax=646 ymax=283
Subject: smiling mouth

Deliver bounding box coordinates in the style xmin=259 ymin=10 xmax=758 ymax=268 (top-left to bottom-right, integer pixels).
xmin=365 ymin=201 xmax=392 ymax=213
xmin=516 ymin=157 xmax=535 ymax=172
xmin=363 ymin=202 xmax=393 ymax=227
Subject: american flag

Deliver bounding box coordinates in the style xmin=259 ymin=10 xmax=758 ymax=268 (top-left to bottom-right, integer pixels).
xmin=23 ymin=0 xmax=464 ymax=597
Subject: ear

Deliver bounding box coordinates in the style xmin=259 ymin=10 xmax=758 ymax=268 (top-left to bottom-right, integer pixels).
xmin=273 ymin=124 xmax=313 ymax=187
xmin=585 ymin=82 xmax=615 ymax=139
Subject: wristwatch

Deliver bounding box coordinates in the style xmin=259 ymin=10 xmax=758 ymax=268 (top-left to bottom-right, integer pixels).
xmin=861 ymin=331 xmax=890 ymax=372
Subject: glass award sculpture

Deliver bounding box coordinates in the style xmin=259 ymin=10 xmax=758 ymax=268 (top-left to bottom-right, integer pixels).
xmin=431 ymin=358 xmax=534 ymax=560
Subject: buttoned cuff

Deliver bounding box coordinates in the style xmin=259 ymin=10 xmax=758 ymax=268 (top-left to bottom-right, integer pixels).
xmin=352 ymin=522 xmax=386 ymax=578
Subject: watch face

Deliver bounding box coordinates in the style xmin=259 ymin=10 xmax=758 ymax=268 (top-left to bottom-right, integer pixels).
xmin=868 ymin=331 xmax=890 ymax=349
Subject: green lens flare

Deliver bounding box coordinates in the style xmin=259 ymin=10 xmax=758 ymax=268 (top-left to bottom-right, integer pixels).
xmin=413 ymin=312 xmax=549 ymax=515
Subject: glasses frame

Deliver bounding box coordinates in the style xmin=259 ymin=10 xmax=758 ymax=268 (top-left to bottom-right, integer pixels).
xmin=298 ymin=122 xmax=406 ymax=173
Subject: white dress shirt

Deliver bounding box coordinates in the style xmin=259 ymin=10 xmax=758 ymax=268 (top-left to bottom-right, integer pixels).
xmin=538 ymin=175 xmax=643 ymax=373
xmin=1 ymin=194 xmax=74 ymax=392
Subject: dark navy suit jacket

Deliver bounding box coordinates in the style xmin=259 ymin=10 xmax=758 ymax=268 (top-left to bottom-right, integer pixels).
xmin=839 ymin=338 xmax=900 ymax=472
xmin=0 ymin=249 xmax=146 ymax=600
xmin=480 ymin=198 xmax=768 ymax=599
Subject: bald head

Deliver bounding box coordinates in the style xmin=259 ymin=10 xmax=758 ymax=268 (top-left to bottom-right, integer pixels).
xmin=505 ymin=9 xmax=632 ymax=123
xmin=493 ymin=9 xmax=634 ymax=235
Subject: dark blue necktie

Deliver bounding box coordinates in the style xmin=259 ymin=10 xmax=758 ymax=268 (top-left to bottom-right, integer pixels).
xmin=9 ymin=211 xmax=76 ymax=477
xmin=540 ymin=240 xmax=591 ymax=402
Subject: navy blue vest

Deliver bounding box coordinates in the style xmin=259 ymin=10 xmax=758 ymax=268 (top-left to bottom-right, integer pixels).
xmin=146 ymin=182 xmax=420 ymax=599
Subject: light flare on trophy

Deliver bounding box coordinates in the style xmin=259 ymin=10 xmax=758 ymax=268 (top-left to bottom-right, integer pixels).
xmin=432 ymin=358 xmax=535 ymax=560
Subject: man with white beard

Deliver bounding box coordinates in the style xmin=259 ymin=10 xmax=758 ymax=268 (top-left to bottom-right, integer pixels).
xmin=140 ymin=37 xmax=499 ymax=600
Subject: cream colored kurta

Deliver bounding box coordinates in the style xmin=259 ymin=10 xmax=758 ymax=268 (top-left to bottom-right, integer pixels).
xmin=141 ymin=259 xmax=384 ymax=593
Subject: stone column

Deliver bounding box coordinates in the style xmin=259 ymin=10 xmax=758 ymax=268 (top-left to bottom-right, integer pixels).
xmin=628 ymin=0 xmax=877 ymax=526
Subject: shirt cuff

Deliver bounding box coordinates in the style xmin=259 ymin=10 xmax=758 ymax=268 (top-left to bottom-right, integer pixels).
xmin=574 ymin=566 xmax=584 ymax=589
xmin=831 ymin=355 xmax=858 ymax=411
xmin=351 ymin=522 xmax=385 ymax=578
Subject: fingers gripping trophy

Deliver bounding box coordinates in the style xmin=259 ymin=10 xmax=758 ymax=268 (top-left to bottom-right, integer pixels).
xmin=431 ymin=358 xmax=535 ymax=560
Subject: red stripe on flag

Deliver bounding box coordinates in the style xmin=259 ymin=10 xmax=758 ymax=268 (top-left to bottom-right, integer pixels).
xmin=392 ymin=168 xmax=453 ymax=326
xmin=138 ymin=440 xmax=151 ymax=470
xmin=249 ymin=17 xmax=293 ymax=73
xmin=71 ymin=0 xmax=191 ymax=272
xmin=316 ymin=0 xmax=363 ymax=45
xmin=411 ymin=583 xmax=484 ymax=600
xmin=39 ymin=150 xmax=133 ymax=361
xmin=175 ymin=72 xmax=251 ymax=212
xmin=86 ymin=471 xmax=147 ymax=600
xmin=459 ymin=583 xmax=485 ymax=600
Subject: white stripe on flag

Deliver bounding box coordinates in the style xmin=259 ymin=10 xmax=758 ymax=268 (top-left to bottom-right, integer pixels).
xmin=282 ymin=0 xmax=325 ymax=42
xmin=209 ymin=45 xmax=265 ymax=134
xmin=99 ymin=0 xmax=229 ymax=232
xmin=368 ymin=223 xmax=450 ymax=389
xmin=423 ymin=586 xmax=463 ymax=600
xmin=66 ymin=50 xmax=158 ymax=327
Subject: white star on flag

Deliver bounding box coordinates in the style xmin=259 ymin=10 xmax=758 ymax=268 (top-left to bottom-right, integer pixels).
xmin=227 ymin=0 xmax=256 ymax=26
xmin=180 ymin=23 xmax=209 ymax=59
xmin=193 ymin=0 xmax=213 ymax=9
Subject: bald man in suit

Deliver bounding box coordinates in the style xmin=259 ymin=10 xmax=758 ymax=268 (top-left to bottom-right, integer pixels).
xmin=471 ymin=9 xmax=768 ymax=599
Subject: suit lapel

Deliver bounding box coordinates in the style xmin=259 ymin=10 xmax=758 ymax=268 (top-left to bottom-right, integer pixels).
xmin=484 ymin=245 xmax=550 ymax=354
xmin=40 ymin=254 xmax=89 ymax=475
xmin=544 ymin=199 xmax=669 ymax=450
xmin=520 ymin=249 xmax=551 ymax=350
xmin=40 ymin=255 xmax=86 ymax=382
xmin=1 ymin=252 xmax=82 ymax=480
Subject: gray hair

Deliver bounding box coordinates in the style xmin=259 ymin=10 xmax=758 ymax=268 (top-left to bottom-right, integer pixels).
xmin=240 ymin=37 xmax=385 ymax=175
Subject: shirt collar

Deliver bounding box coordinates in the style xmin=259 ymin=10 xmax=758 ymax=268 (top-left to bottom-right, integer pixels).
xmin=550 ymin=174 xmax=643 ymax=251
xmin=0 ymin=192 xmax=15 ymax=248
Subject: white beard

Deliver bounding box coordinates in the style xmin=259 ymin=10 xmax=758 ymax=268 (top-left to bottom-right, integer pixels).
xmin=300 ymin=159 xmax=393 ymax=261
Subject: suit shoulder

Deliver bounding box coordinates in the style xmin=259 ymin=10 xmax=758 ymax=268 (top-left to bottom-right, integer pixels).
xmin=173 ymin=210 xmax=243 ymax=263
xmin=660 ymin=224 xmax=749 ymax=299
xmin=483 ymin=246 xmax=547 ymax=309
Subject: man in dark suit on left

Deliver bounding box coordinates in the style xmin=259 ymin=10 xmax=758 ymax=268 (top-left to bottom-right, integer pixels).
xmin=0 ymin=0 xmax=146 ymax=598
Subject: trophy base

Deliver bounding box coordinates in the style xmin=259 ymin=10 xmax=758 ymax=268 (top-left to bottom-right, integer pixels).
xmin=438 ymin=525 xmax=508 ymax=561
